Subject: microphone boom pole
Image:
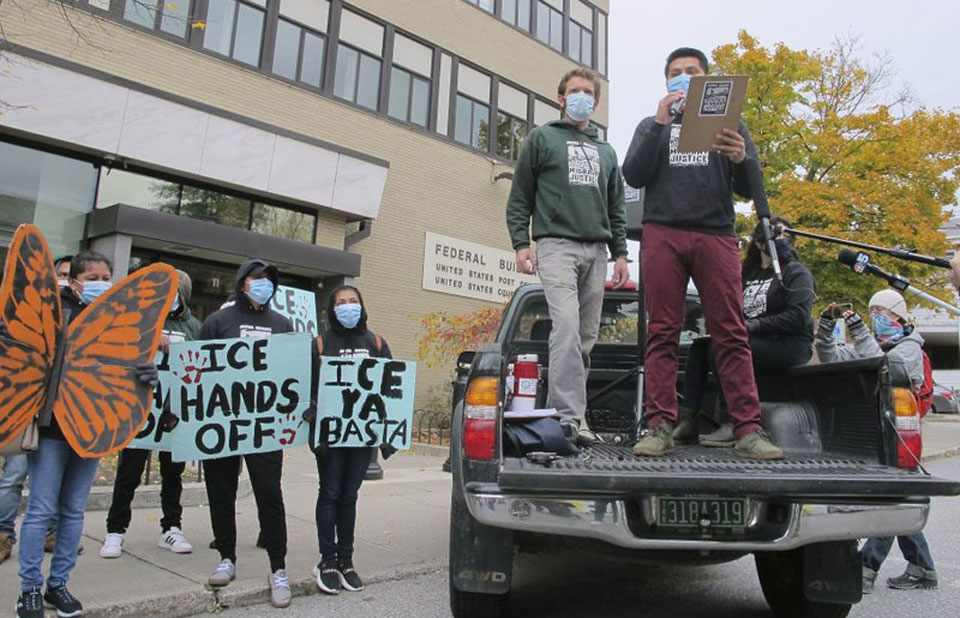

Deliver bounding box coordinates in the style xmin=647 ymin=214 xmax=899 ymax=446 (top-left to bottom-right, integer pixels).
xmin=784 ymin=227 xmax=951 ymax=269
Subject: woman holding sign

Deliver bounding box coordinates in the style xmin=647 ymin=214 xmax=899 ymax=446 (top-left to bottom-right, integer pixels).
xmin=312 ymin=285 xmax=394 ymax=595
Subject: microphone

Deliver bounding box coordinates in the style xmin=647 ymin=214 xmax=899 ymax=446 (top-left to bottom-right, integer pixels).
xmin=837 ymin=249 xmax=910 ymax=292
xmin=743 ymin=159 xmax=782 ymax=282
xmin=669 ymin=95 xmax=685 ymax=117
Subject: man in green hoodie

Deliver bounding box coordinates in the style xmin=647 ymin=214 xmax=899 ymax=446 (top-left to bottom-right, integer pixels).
xmin=99 ymin=269 xmax=202 ymax=559
xmin=506 ymin=68 xmax=629 ymax=446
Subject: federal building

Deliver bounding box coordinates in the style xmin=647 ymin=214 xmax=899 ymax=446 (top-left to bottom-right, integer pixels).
xmin=0 ymin=0 xmax=611 ymax=397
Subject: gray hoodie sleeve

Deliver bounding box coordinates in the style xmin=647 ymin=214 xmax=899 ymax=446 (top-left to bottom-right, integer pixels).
xmin=814 ymin=317 xmax=871 ymax=363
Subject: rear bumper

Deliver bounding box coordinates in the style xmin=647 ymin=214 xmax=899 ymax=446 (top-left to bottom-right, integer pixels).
xmin=465 ymin=491 xmax=929 ymax=552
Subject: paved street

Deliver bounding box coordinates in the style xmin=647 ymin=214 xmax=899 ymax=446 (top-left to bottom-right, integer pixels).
xmin=208 ymin=455 xmax=960 ymax=618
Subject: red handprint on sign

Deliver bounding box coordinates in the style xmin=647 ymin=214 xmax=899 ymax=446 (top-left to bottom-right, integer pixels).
xmin=172 ymin=350 xmax=209 ymax=384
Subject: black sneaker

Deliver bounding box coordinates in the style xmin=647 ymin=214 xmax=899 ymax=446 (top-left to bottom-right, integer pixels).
xmin=337 ymin=559 xmax=365 ymax=591
xmin=16 ymin=588 xmax=43 ymax=618
xmin=313 ymin=559 xmax=341 ymax=595
xmin=43 ymin=584 xmax=83 ymax=617
xmin=887 ymin=563 xmax=938 ymax=590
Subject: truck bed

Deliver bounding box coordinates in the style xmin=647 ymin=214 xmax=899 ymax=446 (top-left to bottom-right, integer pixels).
xmin=496 ymin=443 xmax=960 ymax=497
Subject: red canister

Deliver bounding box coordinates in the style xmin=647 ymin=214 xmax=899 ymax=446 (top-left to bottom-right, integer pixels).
xmin=510 ymin=354 xmax=540 ymax=411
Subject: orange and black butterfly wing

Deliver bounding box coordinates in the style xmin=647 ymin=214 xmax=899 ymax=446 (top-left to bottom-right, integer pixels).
xmin=54 ymin=263 xmax=176 ymax=457
xmin=0 ymin=224 xmax=61 ymax=448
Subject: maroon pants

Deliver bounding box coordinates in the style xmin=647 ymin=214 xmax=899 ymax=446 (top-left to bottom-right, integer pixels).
xmin=641 ymin=223 xmax=761 ymax=438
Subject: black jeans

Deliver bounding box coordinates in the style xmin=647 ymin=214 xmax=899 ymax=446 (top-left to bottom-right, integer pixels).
xmin=682 ymin=335 xmax=812 ymax=413
xmin=203 ymin=451 xmax=286 ymax=571
xmin=315 ymin=447 xmax=372 ymax=562
xmin=106 ymin=448 xmax=185 ymax=534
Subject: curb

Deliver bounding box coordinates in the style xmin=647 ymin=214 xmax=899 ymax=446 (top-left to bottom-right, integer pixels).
xmin=409 ymin=443 xmax=449 ymax=458
xmin=82 ymin=560 xmax=445 ymax=618
xmin=923 ymin=447 xmax=960 ymax=463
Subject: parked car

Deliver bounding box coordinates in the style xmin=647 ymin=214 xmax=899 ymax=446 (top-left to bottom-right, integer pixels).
xmin=932 ymin=382 xmax=960 ymax=414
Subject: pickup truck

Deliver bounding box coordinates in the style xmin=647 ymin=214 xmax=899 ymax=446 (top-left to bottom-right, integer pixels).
xmin=449 ymin=283 xmax=960 ymax=618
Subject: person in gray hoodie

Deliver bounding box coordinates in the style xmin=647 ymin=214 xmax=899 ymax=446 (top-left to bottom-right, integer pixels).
xmin=815 ymin=289 xmax=937 ymax=594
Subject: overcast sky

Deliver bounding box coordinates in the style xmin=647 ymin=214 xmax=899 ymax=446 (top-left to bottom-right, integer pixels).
xmin=605 ymin=0 xmax=960 ymax=280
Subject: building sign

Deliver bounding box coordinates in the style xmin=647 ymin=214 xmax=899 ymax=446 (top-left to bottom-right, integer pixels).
xmin=422 ymin=232 xmax=538 ymax=303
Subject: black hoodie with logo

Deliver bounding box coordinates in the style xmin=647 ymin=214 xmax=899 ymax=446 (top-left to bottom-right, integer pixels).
xmin=198 ymin=259 xmax=294 ymax=341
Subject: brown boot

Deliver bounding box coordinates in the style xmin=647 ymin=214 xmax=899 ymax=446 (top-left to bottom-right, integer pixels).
xmin=0 ymin=532 xmax=12 ymax=564
xmin=672 ymin=406 xmax=699 ymax=445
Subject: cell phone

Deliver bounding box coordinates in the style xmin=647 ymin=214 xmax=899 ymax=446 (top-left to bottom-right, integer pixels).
xmin=828 ymin=303 xmax=853 ymax=320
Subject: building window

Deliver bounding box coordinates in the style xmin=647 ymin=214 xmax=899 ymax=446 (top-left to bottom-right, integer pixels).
xmin=496 ymin=113 xmax=527 ymax=160
xmin=203 ymin=0 xmax=266 ymax=67
xmin=388 ymin=34 xmax=433 ymax=128
xmin=334 ymin=44 xmax=382 ymax=110
xmin=97 ymin=169 xmax=180 ymax=213
xmin=568 ymin=0 xmax=594 ymax=66
xmin=273 ymin=19 xmax=326 ymax=88
xmin=535 ymin=1 xmax=563 ymax=52
xmin=533 ymin=98 xmax=560 ymax=127
xmin=97 ymin=169 xmax=318 ymax=243
xmin=454 ymin=95 xmax=490 ymax=150
xmin=500 ymin=0 xmax=531 ymax=31
xmin=0 ymin=141 xmax=98 ymax=258
xmin=388 ymin=67 xmax=430 ymax=127
xmin=568 ymin=20 xmax=592 ymax=66
xmin=252 ymin=203 xmax=315 ymax=243
xmin=463 ymin=0 xmax=494 ymax=12
xmin=122 ymin=0 xmax=194 ymax=38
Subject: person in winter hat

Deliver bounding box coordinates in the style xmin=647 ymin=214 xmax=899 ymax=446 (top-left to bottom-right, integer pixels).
xmin=815 ymin=289 xmax=937 ymax=593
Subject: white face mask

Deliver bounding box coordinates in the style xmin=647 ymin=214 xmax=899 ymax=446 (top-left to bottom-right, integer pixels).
xmin=57 ymin=279 xmax=70 ymax=288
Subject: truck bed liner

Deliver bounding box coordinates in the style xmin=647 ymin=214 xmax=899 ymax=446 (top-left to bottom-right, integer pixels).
xmin=495 ymin=444 xmax=960 ymax=497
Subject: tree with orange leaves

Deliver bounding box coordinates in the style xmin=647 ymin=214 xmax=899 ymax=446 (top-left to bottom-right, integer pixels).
xmin=715 ymin=32 xmax=960 ymax=308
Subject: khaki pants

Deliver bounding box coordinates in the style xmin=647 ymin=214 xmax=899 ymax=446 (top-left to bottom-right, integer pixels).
xmin=536 ymin=238 xmax=608 ymax=426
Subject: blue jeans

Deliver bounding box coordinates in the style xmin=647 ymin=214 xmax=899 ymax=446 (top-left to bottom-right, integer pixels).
xmin=0 ymin=455 xmax=29 ymax=542
xmin=315 ymin=447 xmax=372 ymax=561
xmin=862 ymin=533 xmax=935 ymax=572
xmin=18 ymin=438 xmax=99 ymax=590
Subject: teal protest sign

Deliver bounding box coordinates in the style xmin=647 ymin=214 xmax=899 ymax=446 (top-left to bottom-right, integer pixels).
xmin=313 ymin=357 xmax=416 ymax=449
xmin=128 ymin=349 xmax=175 ymax=451
xmin=271 ymin=286 xmax=318 ymax=337
xmin=169 ymin=333 xmax=313 ymax=462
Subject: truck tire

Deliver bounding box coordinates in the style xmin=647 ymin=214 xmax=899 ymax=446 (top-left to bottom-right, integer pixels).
xmin=755 ymin=549 xmax=852 ymax=618
xmin=448 ymin=489 xmax=510 ymax=618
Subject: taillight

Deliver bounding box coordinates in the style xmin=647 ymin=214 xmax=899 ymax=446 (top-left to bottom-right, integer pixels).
xmin=463 ymin=377 xmax=499 ymax=460
xmin=893 ymin=387 xmax=922 ymax=469
xmin=943 ymin=391 xmax=954 ymax=401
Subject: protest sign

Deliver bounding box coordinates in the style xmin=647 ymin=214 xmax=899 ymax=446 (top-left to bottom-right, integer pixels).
xmin=169 ymin=333 xmax=313 ymax=462
xmin=271 ymin=285 xmax=319 ymax=337
xmin=127 ymin=349 xmax=175 ymax=451
xmin=314 ymin=357 xmax=416 ymax=449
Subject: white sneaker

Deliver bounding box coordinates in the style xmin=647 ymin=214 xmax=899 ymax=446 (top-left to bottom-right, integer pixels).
xmin=208 ymin=558 xmax=236 ymax=587
xmin=269 ymin=569 xmax=292 ymax=608
xmin=158 ymin=527 xmax=193 ymax=554
xmin=99 ymin=533 xmax=124 ymax=558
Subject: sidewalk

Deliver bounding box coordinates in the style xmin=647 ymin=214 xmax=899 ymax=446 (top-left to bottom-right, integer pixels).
xmin=923 ymin=412 xmax=960 ymax=461
xmin=0 ymin=448 xmax=451 ymax=618
xmin=1 ymin=419 xmax=956 ymax=618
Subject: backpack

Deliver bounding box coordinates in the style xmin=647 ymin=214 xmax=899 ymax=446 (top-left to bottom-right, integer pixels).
xmin=917 ymin=351 xmax=934 ymax=418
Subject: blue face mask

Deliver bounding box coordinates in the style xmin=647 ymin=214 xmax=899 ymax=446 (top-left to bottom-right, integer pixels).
xmin=334 ymin=303 xmax=362 ymax=329
xmin=564 ymin=91 xmax=595 ymax=122
xmin=246 ymin=279 xmax=275 ymax=306
xmin=80 ymin=280 xmax=112 ymax=305
xmin=170 ymin=294 xmax=181 ymax=313
xmin=667 ymin=73 xmax=692 ymax=95
xmin=871 ymin=312 xmax=904 ymax=342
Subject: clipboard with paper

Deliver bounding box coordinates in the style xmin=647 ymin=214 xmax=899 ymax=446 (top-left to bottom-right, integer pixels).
xmin=677 ymin=75 xmax=750 ymax=153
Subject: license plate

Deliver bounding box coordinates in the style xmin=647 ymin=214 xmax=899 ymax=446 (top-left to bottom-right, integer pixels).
xmin=656 ymin=496 xmax=748 ymax=528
